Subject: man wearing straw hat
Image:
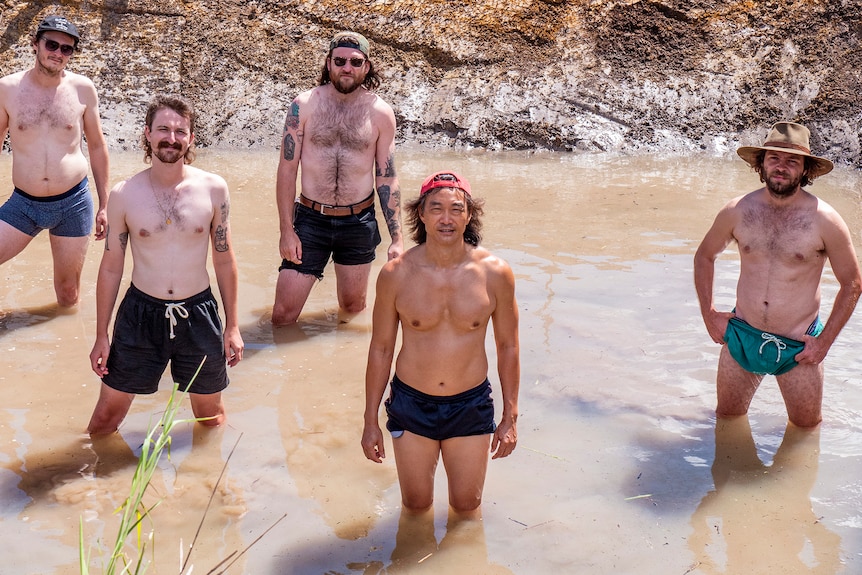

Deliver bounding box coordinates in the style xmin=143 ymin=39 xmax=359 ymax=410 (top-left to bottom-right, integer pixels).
xmin=694 ymin=121 xmax=861 ymax=428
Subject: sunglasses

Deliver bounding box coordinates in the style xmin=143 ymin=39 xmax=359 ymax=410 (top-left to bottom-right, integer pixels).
xmin=43 ymin=38 xmax=75 ymax=56
xmin=331 ymin=56 xmax=366 ymax=68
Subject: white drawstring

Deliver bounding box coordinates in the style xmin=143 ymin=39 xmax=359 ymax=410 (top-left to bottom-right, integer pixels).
xmin=164 ymin=302 xmax=189 ymax=340
xmin=759 ymin=333 xmax=787 ymax=363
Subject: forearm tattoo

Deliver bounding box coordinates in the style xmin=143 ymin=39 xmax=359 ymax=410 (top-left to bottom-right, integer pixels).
xmin=377 ymin=184 xmax=401 ymax=238
xmin=375 ymin=152 xmax=397 ymax=178
xmin=215 ymin=201 xmax=230 ymax=252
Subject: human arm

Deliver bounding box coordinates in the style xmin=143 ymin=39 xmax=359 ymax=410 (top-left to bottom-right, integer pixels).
xmin=693 ymin=202 xmax=737 ymax=344
xmin=89 ymin=182 xmax=128 ymax=376
xmin=361 ymin=264 xmax=400 ymax=463
xmin=795 ymin=209 xmax=862 ymax=364
xmin=81 ymin=78 xmax=110 ymax=241
xmin=211 ymin=182 xmax=243 ymax=367
xmin=276 ymin=98 xmax=303 ymax=264
xmin=489 ymin=258 xmax=520 ymax=459
xmin=374 ymin=101 xmax=403 ymax=260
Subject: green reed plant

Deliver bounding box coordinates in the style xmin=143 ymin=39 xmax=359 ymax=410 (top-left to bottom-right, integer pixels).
xmin=80 ymin=359 xmax=207 ymax=575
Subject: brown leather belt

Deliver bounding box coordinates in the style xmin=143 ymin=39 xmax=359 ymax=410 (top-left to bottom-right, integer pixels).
xmin=297 ymin=193 xmax=374 ymax=217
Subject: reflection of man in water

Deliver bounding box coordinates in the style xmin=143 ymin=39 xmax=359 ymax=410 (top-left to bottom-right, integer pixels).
xmin=689 ymin=417 xmax=840 ymax=573
xmin=0 ymin=15 xmax=109 ymax=307
xmin=362 ymin=172 xmax=519 ymax=516
xmin=694 ymin=122 xmax=861 ymax=427
xmin=271 ymin=31 xmax=403 ymax=325
xmin=87 ymin=95 xmax=243 ymax=435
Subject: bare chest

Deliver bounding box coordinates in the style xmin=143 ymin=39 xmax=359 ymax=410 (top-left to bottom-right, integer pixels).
xmin=129 ymin=192 xmax=214 ymax=240
xmin=12 ymin=83 xmax=83 ymax=134
xmin=398 ymin=271 xmax=494 ymax=331
xmin=737 ymin=205 xmax=824 ymax=262
xmin=306 ymin=99 xmax=375 ymax=152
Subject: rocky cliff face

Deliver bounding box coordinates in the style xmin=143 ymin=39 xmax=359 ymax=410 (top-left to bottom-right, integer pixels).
xmin=2 ymin=0 xmax=861 ymax=167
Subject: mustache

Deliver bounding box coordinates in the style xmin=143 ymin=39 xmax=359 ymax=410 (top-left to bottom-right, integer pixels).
xmin=157 ymin=141 xmax=183 ymax=150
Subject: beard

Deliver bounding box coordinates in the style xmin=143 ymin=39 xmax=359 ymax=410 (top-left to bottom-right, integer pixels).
xmin=764 ymin=169 xmax=803 ymax=198
xmin=153 ymin=142 xmax=185 ymax=164
xmin=332 ymin=74 xmax=363 ymax=94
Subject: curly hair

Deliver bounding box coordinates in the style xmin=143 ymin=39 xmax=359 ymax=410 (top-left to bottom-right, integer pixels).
xmin=141 ymin=95 xmax=197 ymax=165
xmin=405 ymin=189 xmax=485 ymax=246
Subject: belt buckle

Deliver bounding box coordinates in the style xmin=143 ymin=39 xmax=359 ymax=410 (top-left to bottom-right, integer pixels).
xmin=320 ymin=203 xmax=333 ymax=215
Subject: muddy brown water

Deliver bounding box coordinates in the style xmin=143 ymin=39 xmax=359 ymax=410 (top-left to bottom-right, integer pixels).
xmin=1 ymin=146 xmax=861 ymax=574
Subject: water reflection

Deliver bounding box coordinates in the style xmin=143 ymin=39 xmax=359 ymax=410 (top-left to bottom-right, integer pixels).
xmin=688 ymin=417 xmax=841 ymax=573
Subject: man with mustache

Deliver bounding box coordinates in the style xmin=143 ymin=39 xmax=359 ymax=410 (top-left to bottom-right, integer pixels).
xmin=0 ymin=15 xmax=109 ymax=307
xmin=87 ymin=95 xmax=243 ymax=435
xmin=694 ymin=122 xmax=861 ymax=428
xmin=271 ymin=31 xmax=402 ymax=325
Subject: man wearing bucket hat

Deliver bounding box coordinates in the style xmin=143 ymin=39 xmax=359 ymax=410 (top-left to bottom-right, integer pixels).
xmin=694 ymin=122 xmax=861 ymax=428
xmin=0 ymin=15 xmax=109 ymax=307
xmin=362 ymin=171 xmax=520 ymax=516
xmin=271 ymin=31 xmax=403 ymax=325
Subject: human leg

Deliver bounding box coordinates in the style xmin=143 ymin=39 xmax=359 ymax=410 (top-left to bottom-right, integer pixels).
xmin=189 ymin=392 xmax=226 ymax=427
xmin=440 ymin=434 xmax=491 ymax=515
xmin=272 ymin=269 xmax=317 ymax=325
xmin=716 ymin=344 xmax=764 ymax=418
xmin=391 ymin=431 xmax=442 ymax=512
xmin=333 ymin=262 xmax=373 ymax=314
xmin=49 ymin=233 xmax=89 ymax=306
xmin=87 ymin=383 xmax=135 ymax=435
xmin=776 ymin=363 xmax=824 ymax=428
xmin=0 ymin=220 xmax=35 ymax=265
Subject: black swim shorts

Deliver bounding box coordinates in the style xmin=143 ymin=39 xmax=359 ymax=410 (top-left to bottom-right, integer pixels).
xmin=385 ymin=374 xmax=496 ymax=441
xmin=103 ymin=284 xmax=228 ymax=395
xmin=278 ymin=200 xmax=381 ymax=279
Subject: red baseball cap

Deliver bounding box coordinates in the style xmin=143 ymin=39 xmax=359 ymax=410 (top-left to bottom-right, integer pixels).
xmin=419 ymin=171 xmax=471 ymax=196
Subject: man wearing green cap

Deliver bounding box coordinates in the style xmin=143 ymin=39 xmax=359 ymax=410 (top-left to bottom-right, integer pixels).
xmin=694 ymin=121 xmax=861 ymax=428
xmin=0 ymin=15 xmax=109 ymax=307
xmin=272 ymin=31 xmax=403 ymax=325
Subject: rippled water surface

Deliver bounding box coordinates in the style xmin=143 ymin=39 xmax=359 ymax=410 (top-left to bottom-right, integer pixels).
xmin=1 ymin=146 xmax=861 ymax=574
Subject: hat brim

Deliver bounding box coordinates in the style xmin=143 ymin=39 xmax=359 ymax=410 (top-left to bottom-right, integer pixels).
xmin=737 ymin=146 xmax=833 ymax=178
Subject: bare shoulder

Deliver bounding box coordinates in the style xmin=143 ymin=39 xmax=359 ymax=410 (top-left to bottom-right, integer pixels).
xmin=813 ymin=194 xmax=852 ymax=232
xmin=474 ymin=246 xmax=514 ymax=279
xmin=0 ymin=70 xmax=26 ymax=88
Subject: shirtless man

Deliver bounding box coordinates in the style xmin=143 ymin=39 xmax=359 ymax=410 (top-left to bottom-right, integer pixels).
xmin=87 ymin=95 xmax=243 ymax=435
xmin=694 ymin=121 xmax=861 ymax=428
xmin=0 ymin=15 xmax=109 ymax=307
xmin=361 ymin=172 xmax=520 ymax=516
xmin=272 ymin=31 xmax=402 ymax=325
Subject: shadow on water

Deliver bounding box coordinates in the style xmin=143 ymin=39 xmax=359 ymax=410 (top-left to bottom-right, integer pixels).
xmin=0 ymin=302 xmax=68 ymax=335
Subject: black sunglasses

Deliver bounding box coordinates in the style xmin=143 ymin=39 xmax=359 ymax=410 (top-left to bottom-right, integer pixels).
xmin=331 ymin=56 xmax=366 ymax=68
xmin=43 ymin=38 xmax=75 ymax=56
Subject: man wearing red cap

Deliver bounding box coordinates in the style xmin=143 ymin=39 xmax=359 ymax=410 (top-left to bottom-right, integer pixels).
xmin=0 ymin=15 xmax=109 ymax=307
xmin=694 ymin=121 xmax=861 ymax=428
xmin=362 ymin=171 xmax=520 ymax=517
xmin=271 ymin=31 xmax=402 ymax=325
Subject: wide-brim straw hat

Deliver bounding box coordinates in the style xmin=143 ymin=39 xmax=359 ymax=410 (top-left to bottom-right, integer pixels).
xmin=737 ymin=121 xmax=833 ymax=178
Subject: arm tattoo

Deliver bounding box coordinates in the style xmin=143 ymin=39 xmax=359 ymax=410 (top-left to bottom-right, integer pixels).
xmin=283 ymin=102 xmax=300 ymax=161
xmin=214 ymin=225 xmax=229 ymax=252
xmin=375 ymin=152 xmax=397 ymax=178
xmin=377 ymin=184 xmax=401 ymax=237
xmin=119 ymin=231 xmax=128 ymax=252
xmin=220 ymin=200 xmax=229 ymax=224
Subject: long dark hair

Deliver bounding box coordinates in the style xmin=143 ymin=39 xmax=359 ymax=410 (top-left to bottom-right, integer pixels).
xmin=318 ymin=57 xmax=381 ymax=91
xmin=141 ymin=95 xmax=197 ymax=165
xmin=405 ymin=190 xmax=485 ymax=246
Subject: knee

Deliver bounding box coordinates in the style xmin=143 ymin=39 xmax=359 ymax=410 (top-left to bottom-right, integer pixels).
xmin=340 ymin=298 xmax=367 ymax=314
xmin=55 ymin=283 xmax=80 ymax=307
xmin=449 ymin=496 xmax=482 ymax=515
xmin=715 ymin=406 xmax=749 ymax=419
xmin=197 ymin=413 xmax=226 ymax=428
xmin=401 ymin=496 xmax=434 ymax=514
xmin=87 ymin=412 xmax=123 ymax=436
xmin=788 ymin=413 xmax=821 ymax=429
xmin=271 ymin=304 xmax=300 ymax=326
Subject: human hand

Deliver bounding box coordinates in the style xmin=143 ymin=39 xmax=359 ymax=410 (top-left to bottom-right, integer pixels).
xmin=94 ymin=208 xmax=108 ymax=241
xmin=361 ymin=423 xmax=386 ymax=463
xmin=279 ymin=229 xmax=303 ymax=265
xmin=705 ymin=309 xmax=734 ymax=344
xmin=491 ymin=418 xmax=517 ymax=460
xmin=387 ymin=240 xmax=404 ymax=261
xmin=794 ymin=334 xmax=828 ymax=365
xmin=224 ymin=327 xmax=244 ymax=367
xmin=89 ymin=338 xmax=110 ymax=377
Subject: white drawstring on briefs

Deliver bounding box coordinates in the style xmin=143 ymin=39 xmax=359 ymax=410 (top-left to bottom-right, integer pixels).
xmin=759 ymin=333 xmax=786 ymax=363
xmin=164 ymin=302 xmax=189 ymax=340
